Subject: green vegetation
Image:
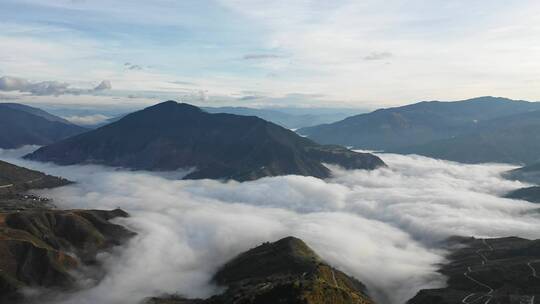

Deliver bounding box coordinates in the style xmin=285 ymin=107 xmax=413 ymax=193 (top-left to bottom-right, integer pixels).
xmin=150 ymin=237 xmax=375 ymax=304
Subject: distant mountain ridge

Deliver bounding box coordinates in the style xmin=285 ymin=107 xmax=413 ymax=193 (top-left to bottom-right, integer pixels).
xmin=203 ymin=106 xmax=360 ymax=129
xmin=25 ymin=101 xmax=385 ymax=181
xmin=299 ymin=97 xmax=540 ymax=164
xmin=503 ymin=163 xmax=540 ymax=203
xmin=0 ymin=103 xmax=87 ymax=149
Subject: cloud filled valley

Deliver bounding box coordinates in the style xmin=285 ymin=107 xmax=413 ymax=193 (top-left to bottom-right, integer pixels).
xmin=1 ymin=147 xmax=539 ymax=304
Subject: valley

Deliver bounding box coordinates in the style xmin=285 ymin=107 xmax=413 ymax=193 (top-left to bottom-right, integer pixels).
xmin=1 ymin=99 xmax=540 ymax=304
xmin=2 ymin=1 xmax=540 ymax=303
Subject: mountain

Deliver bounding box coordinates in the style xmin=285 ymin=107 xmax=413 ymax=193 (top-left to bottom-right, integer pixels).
xmin=0 ymin=160 xmax=71 ymax=196
xmin=24 ymin=101 xmax=385 ymax=181
xmin=505 ymin=163 xmax=540 ymax=184
xmin=0 ymin=103 xmax=73 ymax=124
xmin=0 ymin=103 xmax=87 ymax=149
xmin=408 ymin=236 xmax=540 ymax=304
xmin=203 ymin=106 xmax=359 ymax=129
xmin=299 ymin=97 xmax=540 ymax=164
xmin=505 ymin=186 xmax=540 ymax=203
xmin=148 ymin=236 xmax=375 ymax=304
xmin=0 ymin=161 xmax=134 ymax=302
xmin=0 ymin=208 xmax=134 ymax=302
xmin=395 ymin=109 xmax=540 ymax=164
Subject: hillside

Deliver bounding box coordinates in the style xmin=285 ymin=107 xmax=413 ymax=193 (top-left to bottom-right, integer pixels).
xmin=0 ymin=103 xmax=87 ymax=149
xmin=148 ymin=236 xmax=375 ymax=304
xmin=0 ymin=208 xmax=134 ymax=302
xmin=0 ymin=160 xmax=71 ymax=196
xmin=408 ymin=237 xmax=540 ymax=304
xmin=299 ymin=97 xmax=540 ymax=164
xmin=505 ymin=186 xmax=540 ymax=203
xmin=505 ymin=163 xmax=540 ymax=184
xmin=25 ymin=101 xmax=385 ymax=181
xmin=394 ymin=109 xmax=540 ymax=164
xmin=0 ymin=161 xmax=134 ymax=302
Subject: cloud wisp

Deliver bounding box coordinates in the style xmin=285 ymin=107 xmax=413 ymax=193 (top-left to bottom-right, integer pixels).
xmin=62 ymin=114 xmax=112 ymax=126
xmin=0 ymin=76 xmax=111 ymax=96
xmin=1 ymin=150 xmax=539 ymax=304
xmin=364 ymin=52 xmax=393 ymax=61
xmin=242 ymin=54 xmax=284 ymax=60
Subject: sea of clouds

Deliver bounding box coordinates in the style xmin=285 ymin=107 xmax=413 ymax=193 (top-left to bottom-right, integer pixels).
xmin=1 ymin=147 xmax=539 ymax=304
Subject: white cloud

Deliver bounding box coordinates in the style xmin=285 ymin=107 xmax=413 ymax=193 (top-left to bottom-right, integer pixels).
xmin=94 ymin=80 xmax=112 ymax=91
xmin=0 ymin=76 xmax=111 ymax=96
xmin=1 ymin=149 xmax=538 ymax=304
xmin=364 ymin=52 xmax=393 ymax=61
xmin=62 ymin=114 xmax=111 ymax=126
xmin=3 ymin=2 xmax=540 ymax=107
xmin=217 ymin=0 xmax=540 ymax=104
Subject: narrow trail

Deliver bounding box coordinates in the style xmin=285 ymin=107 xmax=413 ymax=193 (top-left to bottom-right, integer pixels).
xmin=330 ymin=268 xmax=338 ymax=288
xmin=461 ymin=239 xmax=494 ymax=304
xmin=528 ymin=261 xmax=539 ymax=279
xmin=0 ymin=177 xmax=42 ymax=190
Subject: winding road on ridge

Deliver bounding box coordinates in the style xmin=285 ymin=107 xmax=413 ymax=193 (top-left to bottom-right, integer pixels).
xmin=461 ymin=239 xmax=494 ymax=304
xmin=461 ymin=239 xmax=539 ymax=304
xmin=528 ymin=261 xmax=539 ymax=279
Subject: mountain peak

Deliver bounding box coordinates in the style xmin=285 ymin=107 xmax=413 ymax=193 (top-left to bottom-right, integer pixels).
xmin=146 ymin=100 xmax=202 ymax=112
xmin=213 ymin=236 xmax=321 ymax=285
xmin=25 ymin=101 xmax=385 ymax=181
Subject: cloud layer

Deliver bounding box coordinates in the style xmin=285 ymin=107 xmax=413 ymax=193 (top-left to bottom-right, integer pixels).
xmin=1 ymin=150 xmax=539 ymax=304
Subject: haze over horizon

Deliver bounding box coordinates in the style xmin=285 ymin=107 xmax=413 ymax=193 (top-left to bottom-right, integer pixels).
xmin=1 ymin=0 xmax=540 ymax=109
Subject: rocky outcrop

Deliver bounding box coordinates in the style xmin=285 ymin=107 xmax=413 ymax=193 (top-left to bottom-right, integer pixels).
xmin=148 ymin=236 xmax=375 ymax=304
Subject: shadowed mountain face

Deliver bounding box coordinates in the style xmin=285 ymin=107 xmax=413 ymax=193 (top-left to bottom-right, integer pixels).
xmin=505 ymin=163 xmax=540 ymax=185
xmin=395 ymin=109 xmax=540 ymax=165
xmin=148 ymin=236 xmax=375 ymax=304
xmin=407 ymin=237 xmax=540 ymax=304
xmin=24 ymin=101 xmax=385 ymax=181
xmin=505 ymin=186 xmax=540 ymax=203
xmin=0 ymin=103 xmax=87 ymax=149
xmin=504 ymin=164 xmax=540 ymax=202
xmin=299 ymin=97 xmax=540 ymax=165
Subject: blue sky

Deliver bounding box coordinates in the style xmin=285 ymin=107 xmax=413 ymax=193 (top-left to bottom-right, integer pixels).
xmin=0 ymin=0 xmax=539 ymax=109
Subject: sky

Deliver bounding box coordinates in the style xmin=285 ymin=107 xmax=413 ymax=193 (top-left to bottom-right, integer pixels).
xmin=0 ymin=0 xmax=540 ymax=109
